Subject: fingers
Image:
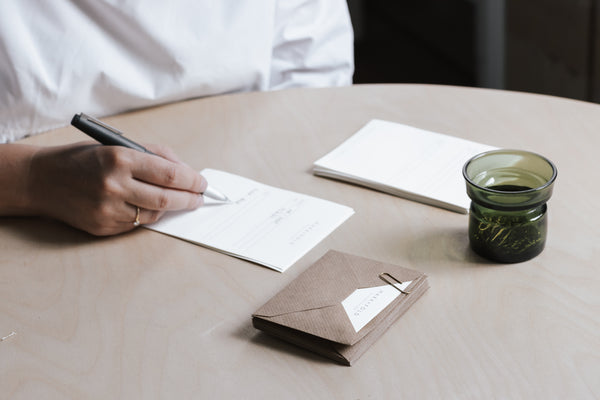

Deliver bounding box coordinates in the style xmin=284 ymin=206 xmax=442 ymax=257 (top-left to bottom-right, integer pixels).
xmin=123 ymin=149 xmax=207 ymax=212
xmin=144 ymin=143 xmax=184 ymax=164
xmin=127 ymin=180 xmax=205 ymax=212
xmin=125 ymin=205 xmax=165 ymax=227
xmin=88 ymin=211 xmax=166 ymax=236
xmin=86 ymin=204 xmax=166 ymax=236
xmin=130 ymin=150 xmax=208 ymax=194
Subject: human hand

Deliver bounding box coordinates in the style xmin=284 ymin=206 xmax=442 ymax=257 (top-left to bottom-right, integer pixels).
xmin=26 ymin=142 xmax=207 ymax=236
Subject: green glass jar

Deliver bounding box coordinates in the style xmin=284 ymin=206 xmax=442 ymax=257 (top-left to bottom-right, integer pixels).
xmin=463 ymin=149 xmax=557 ymax=263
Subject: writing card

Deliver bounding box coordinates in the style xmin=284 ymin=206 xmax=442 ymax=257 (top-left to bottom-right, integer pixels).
xmin=146 ymin=169 xmax=354 ymax=272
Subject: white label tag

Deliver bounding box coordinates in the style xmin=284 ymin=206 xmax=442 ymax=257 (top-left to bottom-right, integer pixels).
xmin=342 ymin=281 xmax=412 ymax=332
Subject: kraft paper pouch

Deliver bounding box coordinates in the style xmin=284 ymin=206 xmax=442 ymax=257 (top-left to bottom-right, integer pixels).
xmin=252 ymin=250 xmax=429 ymax=365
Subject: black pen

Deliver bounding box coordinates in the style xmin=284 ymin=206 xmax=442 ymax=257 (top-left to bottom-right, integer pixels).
xmin=71 ymin=113 xmax=231 ymax=202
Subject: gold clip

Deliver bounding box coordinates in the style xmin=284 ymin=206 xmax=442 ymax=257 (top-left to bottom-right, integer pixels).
xmin=379 ymin=272 xmax=411 ymax=295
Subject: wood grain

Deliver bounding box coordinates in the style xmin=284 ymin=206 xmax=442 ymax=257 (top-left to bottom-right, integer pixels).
xmin=1 ymin=84 xmax=599 ymax=399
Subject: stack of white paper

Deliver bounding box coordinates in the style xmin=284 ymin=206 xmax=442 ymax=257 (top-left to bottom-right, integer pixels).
xmin=146 ymin=169 xmax=354 ymax=272
xmin=313 ymin=119 xmax=496 ymax=213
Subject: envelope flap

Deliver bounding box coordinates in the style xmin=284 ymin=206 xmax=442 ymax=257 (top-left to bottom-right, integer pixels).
xmin=253 ymin=250 xmax=426 ymax=345
xmin=253 ymin=251 xmax=365 ymax=317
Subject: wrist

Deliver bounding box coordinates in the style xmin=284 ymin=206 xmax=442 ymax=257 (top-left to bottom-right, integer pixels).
xmin=0 ymin=144 xmax=44 ymax=215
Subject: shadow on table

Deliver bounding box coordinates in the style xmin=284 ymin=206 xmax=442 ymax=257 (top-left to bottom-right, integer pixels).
xmin=0 ymin=216 xmax=121 ymax=247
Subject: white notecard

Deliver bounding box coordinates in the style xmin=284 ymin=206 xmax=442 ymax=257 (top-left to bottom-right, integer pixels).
xmin=314 ymin=119 xmax=497 ymax=213
xmin=146 ymin=169 xmax=354 ymax=272
xmin=342 ymin=281 xmax=412 ymax=332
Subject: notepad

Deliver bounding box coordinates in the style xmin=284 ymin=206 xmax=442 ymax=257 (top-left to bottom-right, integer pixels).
xmin=313 ymin=119 xmax=497 ymax=213
xmin=145 ymin=169 xmax=354 ymax=272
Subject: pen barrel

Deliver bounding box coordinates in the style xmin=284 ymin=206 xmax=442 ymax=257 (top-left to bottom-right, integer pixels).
xmin=71 ymin=114 xmax=151 ymax=153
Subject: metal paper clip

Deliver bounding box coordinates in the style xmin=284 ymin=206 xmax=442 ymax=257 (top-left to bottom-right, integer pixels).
xmin=379 ymin=272 xmax=411 ymax=295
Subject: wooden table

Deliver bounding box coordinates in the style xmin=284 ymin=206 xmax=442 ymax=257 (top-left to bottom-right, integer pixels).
xmin=1 ymin=85 xmax=599 ymax=399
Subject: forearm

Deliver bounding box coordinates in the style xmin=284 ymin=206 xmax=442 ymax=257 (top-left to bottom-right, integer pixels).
xmin=0 ymin=143 xmax=40 ymax=215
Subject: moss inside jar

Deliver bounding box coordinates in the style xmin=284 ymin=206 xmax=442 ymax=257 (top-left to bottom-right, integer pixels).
xmin=463 ymin=150 xmax=557 ymax=263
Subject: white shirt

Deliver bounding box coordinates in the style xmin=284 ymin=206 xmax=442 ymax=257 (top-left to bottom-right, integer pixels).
xmin=0 ymin=0 xmax=354 ymax=143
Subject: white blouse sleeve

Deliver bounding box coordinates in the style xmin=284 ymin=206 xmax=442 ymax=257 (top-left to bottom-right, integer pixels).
xmin=269 ymin=0 xmax=354 ymax=89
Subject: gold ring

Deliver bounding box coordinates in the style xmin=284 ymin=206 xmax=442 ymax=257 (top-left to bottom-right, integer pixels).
xmin=133 ymin=206 xmax=141 ymax=227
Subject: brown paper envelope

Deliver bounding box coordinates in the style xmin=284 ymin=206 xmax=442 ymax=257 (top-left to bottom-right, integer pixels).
xmin=252 ymin=250 xmax=426 ymax=346
xmin=253 ymin=276 xmax=429 ymax=365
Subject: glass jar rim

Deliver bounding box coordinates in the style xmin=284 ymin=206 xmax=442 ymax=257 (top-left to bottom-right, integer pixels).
xmin=462 ymin=149 xmax=557 ymax=194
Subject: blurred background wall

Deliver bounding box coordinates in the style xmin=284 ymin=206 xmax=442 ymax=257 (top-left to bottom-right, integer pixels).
xmin=347 ymin=0 xmax=600 ymax=103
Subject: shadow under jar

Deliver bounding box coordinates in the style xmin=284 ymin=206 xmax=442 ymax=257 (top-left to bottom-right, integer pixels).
xmin=463 ymin=149 xmax=557 ymax=263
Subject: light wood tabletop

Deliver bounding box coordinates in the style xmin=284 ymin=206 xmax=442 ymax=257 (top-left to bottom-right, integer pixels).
xmin=1 ymin=84 xmax=599 ymax=399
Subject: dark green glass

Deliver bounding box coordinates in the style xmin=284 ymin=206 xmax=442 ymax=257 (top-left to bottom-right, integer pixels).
xmin=463 ymin=149 xmax=557 ymax=263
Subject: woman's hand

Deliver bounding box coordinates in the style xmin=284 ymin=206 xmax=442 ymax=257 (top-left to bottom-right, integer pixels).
xmin=24 ymin=142 xmax=207 ymax=236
